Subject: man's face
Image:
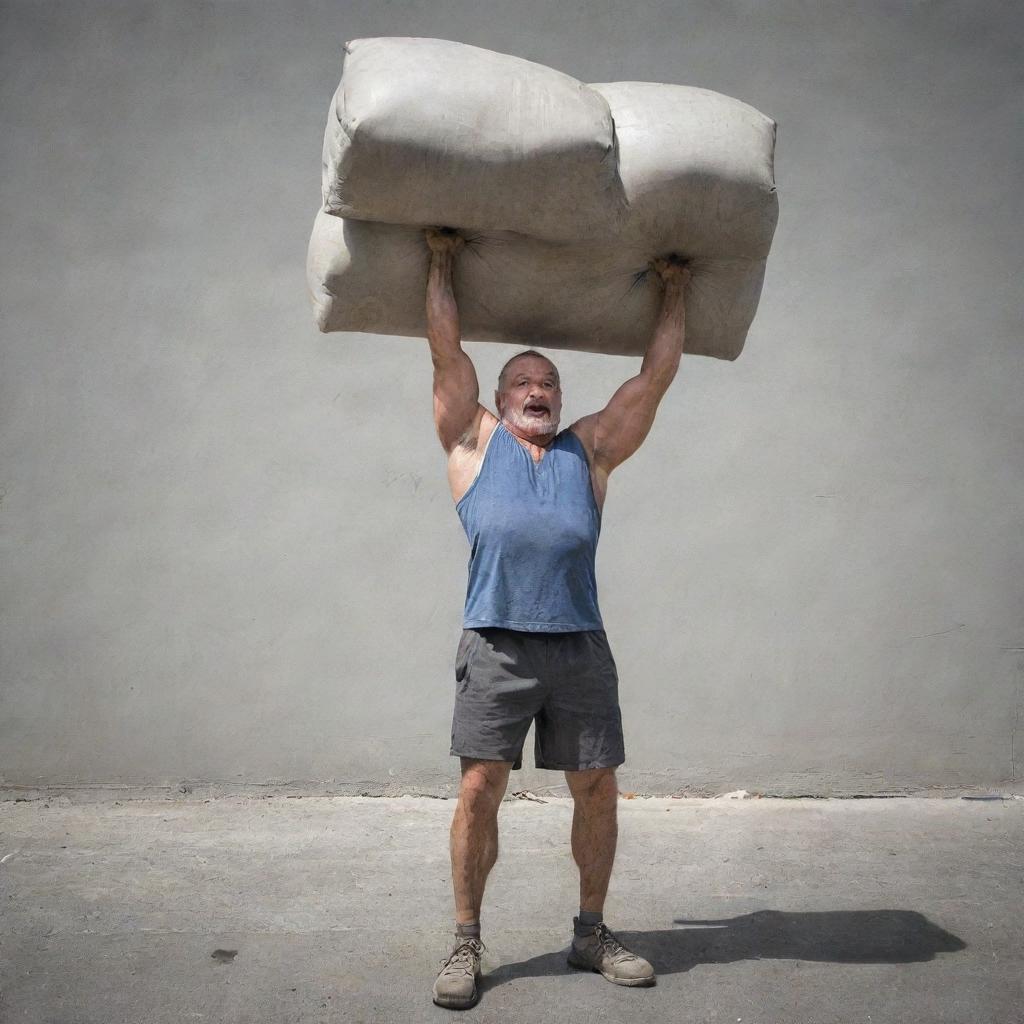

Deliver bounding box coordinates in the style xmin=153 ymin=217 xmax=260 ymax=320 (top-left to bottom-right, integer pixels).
xmin=496 ymin=356 xmax=562 ymax=440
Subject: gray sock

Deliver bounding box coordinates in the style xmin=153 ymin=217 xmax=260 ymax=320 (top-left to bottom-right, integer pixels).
xmin=574 ymin=910 xmax=603 ymax=936
xmin=455 ymin=921 xmax=481 ymax=940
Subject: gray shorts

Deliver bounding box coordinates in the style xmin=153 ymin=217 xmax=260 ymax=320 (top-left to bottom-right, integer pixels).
xmin=449 ymin=627 xmax=626 ymax=772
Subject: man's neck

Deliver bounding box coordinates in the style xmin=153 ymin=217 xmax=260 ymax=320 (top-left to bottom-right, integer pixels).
xmin=502 ymin=419 xmax=557 ymax=458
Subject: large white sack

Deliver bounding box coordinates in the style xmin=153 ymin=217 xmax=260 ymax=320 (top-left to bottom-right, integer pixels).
xmin=321 ymin=37 xmax=626 ymax=241
xmin=308 ymin=37 xmax=778 ymax=360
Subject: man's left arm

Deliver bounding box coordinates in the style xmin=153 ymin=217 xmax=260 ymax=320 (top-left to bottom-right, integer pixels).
xmin=573 ymin=258 xmax=691 ymax=476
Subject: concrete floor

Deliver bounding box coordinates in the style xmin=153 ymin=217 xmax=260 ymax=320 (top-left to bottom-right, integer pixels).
xmin=0 ymin=795 xmax=1021 ymax=1024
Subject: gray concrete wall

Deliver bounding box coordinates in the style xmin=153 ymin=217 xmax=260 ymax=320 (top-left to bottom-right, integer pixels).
xmin=2 ymin=1 xmax=1021 ymax=797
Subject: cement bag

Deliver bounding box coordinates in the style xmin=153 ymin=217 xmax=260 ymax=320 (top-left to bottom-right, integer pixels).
xmin=308 ymin=37 xmax=778 ymax=360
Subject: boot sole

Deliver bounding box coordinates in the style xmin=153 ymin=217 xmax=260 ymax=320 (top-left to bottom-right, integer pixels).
xmin=567 ymin=953 xmax=656 ymax=987
xmin=432 ymin=992 xmax=480 ymax=1009
xmin=432 ymin=974 xmax=481 ymax=1009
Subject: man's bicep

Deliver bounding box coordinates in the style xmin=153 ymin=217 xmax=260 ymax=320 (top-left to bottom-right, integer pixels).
xmin=592 ymin=374 xmax=669 ymax=472
xmin=433 ymin=349 xmax=483 ymax=451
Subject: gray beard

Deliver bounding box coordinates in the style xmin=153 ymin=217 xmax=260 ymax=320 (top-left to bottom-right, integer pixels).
xmin=502 ymin=406 xmax=560 ymax=438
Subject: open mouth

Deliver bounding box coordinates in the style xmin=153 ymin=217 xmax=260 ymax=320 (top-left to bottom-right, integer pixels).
xmin=524 ymin=403 xmax=549 ymax=416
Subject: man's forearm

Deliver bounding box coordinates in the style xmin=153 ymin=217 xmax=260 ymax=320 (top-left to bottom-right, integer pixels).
xmin=640 ymin=283 xmax=686 ymax=388
xmin=426 ymin=251 xmax=461 ymax=365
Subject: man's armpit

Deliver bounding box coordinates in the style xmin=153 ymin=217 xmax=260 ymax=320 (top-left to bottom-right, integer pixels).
xmin=456 ymin=426 xmax=479 ymax=452
xmin=450 ymin=405 xmax=493 ymax=454
xmin=569 ymin=416 xmax=600 ymax=458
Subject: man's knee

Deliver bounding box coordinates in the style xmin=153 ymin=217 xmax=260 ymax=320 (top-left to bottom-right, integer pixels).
xmin=565 ymin=766 xmax=618 ymax=804
xmin=458 ymin=758 xmax=511 ymax=814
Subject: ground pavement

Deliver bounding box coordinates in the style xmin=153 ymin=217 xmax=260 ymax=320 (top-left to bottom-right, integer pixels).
xmin=1 ymin=794 xmax=1021 ymax=1023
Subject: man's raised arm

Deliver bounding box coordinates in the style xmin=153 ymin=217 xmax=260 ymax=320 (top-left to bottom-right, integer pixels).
xmin=425 ymin=228 xmax=485 ymax=453
xmin=573 ymin=257 xmax=691 ymax=476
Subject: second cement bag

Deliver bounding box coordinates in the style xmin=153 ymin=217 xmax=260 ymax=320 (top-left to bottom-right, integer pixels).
xmin=308 ymin=37 xmax=778 ymax=360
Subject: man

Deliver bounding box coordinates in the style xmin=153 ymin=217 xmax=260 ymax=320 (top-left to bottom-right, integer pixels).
xmin=424 ymin=225 xmax=690 ymax=1010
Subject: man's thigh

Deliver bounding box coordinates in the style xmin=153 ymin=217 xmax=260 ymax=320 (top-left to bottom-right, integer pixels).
xmin=534 ymin=631 xmax=625 ymax=772
xmin=450 ymin=628 xmax=545 ymax=770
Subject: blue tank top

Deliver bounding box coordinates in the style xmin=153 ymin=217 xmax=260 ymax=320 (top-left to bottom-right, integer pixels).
xmin=456 ymin=422 xmax=603 ymax=632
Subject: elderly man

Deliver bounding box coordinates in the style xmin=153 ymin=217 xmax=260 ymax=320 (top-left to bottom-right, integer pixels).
xmin=424 ymin=226 xmax=690 ymax=1010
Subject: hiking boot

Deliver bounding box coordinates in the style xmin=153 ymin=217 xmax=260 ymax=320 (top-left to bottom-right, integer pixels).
xmin=432 ymin=936 xmax=485 ymax=1009
xmin=567 ymin=920 xmax=656 ymax=987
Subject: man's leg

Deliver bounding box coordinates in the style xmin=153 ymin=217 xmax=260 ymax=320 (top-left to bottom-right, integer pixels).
xmin=564 ymin=765 xmax=655 ymax=987
xmin=450 ymin=756 xmax=513 ymax=925
xmin=439 ymin=626 xmax=540 ymax=1008
xmin=564 ymin=766 xmax=619 ymax=913
xmin=434 ymin=757 xmax=512 ymax=1010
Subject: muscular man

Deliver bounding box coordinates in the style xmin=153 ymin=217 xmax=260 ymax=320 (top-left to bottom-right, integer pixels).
xmin=424 ymin=226 xmax=690 ymax=1010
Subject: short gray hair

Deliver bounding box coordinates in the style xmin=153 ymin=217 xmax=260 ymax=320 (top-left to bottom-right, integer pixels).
xmin=497 ymin=350 xmax=560 ymax=393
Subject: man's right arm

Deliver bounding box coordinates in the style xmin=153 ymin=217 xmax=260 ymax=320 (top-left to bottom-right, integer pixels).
xmin=425 ymin=228 xmax=486 ymax=453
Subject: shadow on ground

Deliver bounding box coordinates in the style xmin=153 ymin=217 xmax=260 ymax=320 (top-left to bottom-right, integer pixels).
xmin=484 ymin=910 xmax=966 ymax=990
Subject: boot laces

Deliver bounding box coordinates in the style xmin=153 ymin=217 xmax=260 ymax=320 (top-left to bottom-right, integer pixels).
xmin=439 ymin=937 xmax=485 ymax=976
xmin=596 ymin=923 xmax=637 ymax=962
